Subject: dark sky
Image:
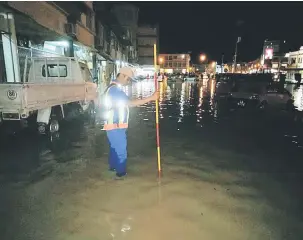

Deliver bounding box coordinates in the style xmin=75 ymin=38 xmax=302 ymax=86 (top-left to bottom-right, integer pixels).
xmin=133 ymin=1 xmax=303 ymax=63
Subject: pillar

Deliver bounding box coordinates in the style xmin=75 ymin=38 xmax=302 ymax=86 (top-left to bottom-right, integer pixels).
xmin=0 ymin=12 xmax=20 ymax=82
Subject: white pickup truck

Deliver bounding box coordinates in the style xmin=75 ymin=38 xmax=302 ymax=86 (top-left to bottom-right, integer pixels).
xmin=0 ymin=57 xmax=98 ymax=134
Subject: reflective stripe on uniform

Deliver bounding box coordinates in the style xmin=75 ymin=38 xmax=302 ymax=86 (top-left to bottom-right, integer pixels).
xmin=103 ymin=123 xmax=128 ymax=130
xmin=103 ymin=82 xmax=129 ymax=130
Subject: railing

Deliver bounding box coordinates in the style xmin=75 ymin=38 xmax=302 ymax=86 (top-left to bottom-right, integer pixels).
xmin=0 ymin=41 xmax=64 ymax=83
xmin=25 ymin=57 xmax=78 ymax=83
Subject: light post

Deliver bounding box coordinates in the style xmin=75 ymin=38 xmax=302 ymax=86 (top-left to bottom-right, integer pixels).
xmin=199 ymin=54 xmax=207 ymax=72
xmin=221 ymin=54 xmax=224 ymax=74
xmin=233 ymin=37 xmax=241 ymax=73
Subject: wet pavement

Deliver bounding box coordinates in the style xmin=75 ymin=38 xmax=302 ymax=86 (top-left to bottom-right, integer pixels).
xmin=1 ymin=79 xmax=303 ymax=239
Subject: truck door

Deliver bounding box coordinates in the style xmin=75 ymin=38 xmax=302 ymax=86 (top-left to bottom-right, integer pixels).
xmin=80 ymin=65 xmax=97 ymax=102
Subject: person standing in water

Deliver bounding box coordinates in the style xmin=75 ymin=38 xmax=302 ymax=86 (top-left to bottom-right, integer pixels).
xmin=103 ymin=67 xmax=159 ymax=179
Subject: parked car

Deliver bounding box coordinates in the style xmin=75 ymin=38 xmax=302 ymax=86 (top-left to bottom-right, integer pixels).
xmin=229 ymin=85 xmax=293 ymax=111
xmin=258 ymin=86 xmax=294 ymax=111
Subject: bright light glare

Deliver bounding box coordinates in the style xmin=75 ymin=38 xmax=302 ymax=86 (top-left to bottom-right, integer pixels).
xmin=200 ymin=54 xmax=206 ymax=61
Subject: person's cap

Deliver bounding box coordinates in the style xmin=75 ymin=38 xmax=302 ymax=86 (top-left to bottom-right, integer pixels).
xmin=119 ymin=67 xmax=135 ymax=80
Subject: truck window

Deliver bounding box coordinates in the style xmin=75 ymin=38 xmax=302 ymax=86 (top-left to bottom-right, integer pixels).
xmin=42 ymin=64 xmax=67 ymax=77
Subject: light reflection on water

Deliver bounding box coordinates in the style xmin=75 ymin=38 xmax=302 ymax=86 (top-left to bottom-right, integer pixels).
xmin=128 ymin=79 xmax=218 ymax=131
xmin=125 ymin=80 xmax=303 ymax=154
xmin=286 ymin=85 xmax=303 ymax=111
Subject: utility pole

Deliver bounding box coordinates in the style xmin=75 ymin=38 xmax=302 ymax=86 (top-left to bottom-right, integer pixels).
xmin=221 ymin=53 xmax=224 ymax=73
xmin=233 ymin=37 xmax=241 ymax=73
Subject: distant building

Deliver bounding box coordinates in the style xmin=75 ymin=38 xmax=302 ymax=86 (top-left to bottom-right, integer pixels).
xmin=285 ymin=46 xmax=303 ymax=82
xmin=158 ymin=53 xmax=190 ymax=74
xmin=137 ymin=25 xmax=159 ymax=65
xmin=261 ymin=39 xmax=288 ymax=72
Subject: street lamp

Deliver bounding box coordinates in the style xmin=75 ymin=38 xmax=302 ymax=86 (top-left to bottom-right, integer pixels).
xmin=200 ymin=54 xmax=206 ymax=62
xmin=159 ymin=57 xmax=164 ymax=64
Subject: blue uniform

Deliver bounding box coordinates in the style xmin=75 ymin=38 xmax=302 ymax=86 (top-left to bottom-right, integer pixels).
xmin=103 ymin=81 xmax=129 ymax=177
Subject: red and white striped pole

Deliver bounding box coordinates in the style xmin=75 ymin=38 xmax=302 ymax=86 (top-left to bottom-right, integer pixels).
xmin=153 ymin=44 xmax=162 ymax=176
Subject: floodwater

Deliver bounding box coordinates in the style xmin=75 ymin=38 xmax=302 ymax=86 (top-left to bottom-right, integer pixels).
xmin=1 ymin=79 xmax=303 ymax=239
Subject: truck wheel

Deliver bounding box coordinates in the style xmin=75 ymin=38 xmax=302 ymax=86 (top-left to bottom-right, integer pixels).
xmin=49 ymin=119 xmax=59 ymax=133
xmin=47 ymin=106 xmax=62 ymax=135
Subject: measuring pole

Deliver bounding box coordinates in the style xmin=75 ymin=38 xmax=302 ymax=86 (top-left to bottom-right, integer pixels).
xmin=153 ymin=44 xmax=162 ymax=176
xmin=221 ymin=54 xmax=224 ymax=73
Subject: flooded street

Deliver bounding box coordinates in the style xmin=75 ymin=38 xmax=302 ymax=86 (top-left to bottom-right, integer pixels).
xmin=1 ymin=79 xmax=303 ymax=240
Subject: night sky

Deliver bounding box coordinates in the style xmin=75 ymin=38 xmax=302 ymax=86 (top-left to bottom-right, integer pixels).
xmin=133 ymin=1 xmax=303 ymax=63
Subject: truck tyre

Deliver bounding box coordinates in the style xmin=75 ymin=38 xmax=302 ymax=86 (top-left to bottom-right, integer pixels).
xmin=47 ymin=106 xmax=63 ymax=135
xmin=49 ymin=119 xmax=59 ymax=133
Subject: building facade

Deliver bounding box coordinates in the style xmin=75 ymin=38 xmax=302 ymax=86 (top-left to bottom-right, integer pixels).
xmin=261 ymin=39 xmax=289 ymax=73
xmin=111 ymin=4 xmax=139 ymax=64
xmin=0 ymin=2 xmax=136 ymax=89
xmin=285 ymin=47 xmax=303 ymax=82
xmin=137 ymin=25 xmax=159 ymax=66
xmin=158 ymin=53 xmax=191 ymax=74
xmin=94 ymin=2 xmax=132 ymax=88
